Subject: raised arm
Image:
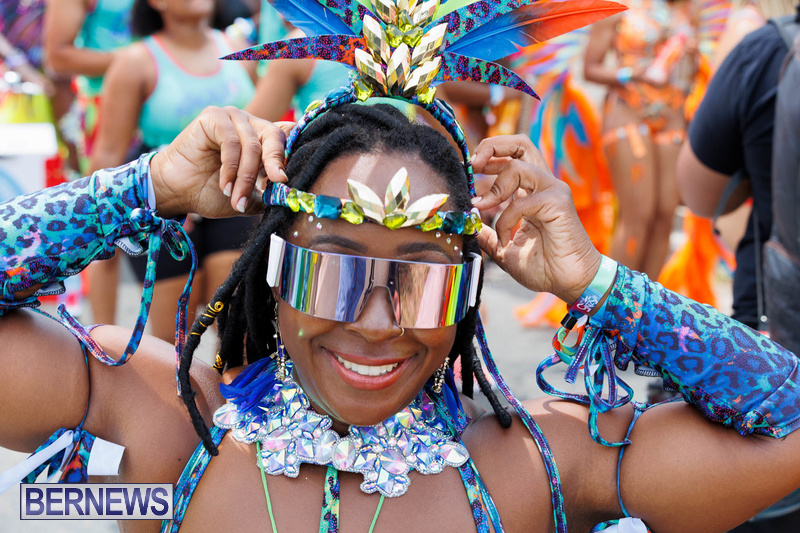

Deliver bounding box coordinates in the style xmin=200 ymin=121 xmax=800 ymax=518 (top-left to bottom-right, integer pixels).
xmin=0 ymin=108 xmax=290 ymax=452
xmin=89 ymin=44 xmax=153 ymax=173
xmin=472 ymin=134 xmax=800 ymax=531
xmin=583 ymin=15 xmax=622 ymax=86
xmin=620 ymin=401 xmax=800 ymax=531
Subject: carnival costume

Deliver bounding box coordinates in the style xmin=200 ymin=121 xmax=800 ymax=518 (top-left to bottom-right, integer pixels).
xmin=2 ymin=0 xmax=800 ymax=532
xmin=658 ymin=0 xmax=735 ymax=308
xmin=604 ymin=0 xmax=694 ymax=135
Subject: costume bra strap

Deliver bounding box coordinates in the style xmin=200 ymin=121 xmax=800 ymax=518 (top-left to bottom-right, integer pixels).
xmin=164 ymin=426 xmax=227 ymax=533
xmin=319 ymin=465 xmax=340 ymax=533
xmin=475 ymin=316 xmax=569 ymax=532
xmin=616 ymin=403 xmax=646 ymax=518
xmin=457 ymin=458 xmax=504 ymax=532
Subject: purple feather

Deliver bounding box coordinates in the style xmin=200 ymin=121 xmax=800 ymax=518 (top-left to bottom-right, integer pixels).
xmin=435 ymin=51 xmax=539 ymax=98
xmin=224 ymin=35 xmax=363 ymax=65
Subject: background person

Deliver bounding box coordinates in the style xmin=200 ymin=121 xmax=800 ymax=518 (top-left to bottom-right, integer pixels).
xmin=44 ymin=0 xmax=136 ymax=326
xmin=676 ymin=2 xmax=798 ymax=330
xmin=677 ymin=7 xmax=800 ymax=527
xmin=584 ymin=0 xmax=699 ymax=280
xmin=89 ymin=0 xmax=257 ymax=342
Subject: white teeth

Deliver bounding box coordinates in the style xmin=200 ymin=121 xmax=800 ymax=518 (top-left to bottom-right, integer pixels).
xmin=335 ymin=355 xmax=399 ymax=376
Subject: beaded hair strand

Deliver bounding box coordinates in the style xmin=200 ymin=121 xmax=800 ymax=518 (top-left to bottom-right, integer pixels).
xmin=178 ymin=104 xmax=510 ymax=455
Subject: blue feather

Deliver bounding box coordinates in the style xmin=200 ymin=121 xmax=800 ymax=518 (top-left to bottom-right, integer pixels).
xmin=219 ymin=357 xmax=279 ymax=412
xmin=444 ymin=9 xmax=533 ymax=61
xmin=429 ymin=0 xmax=528 ymax=47
xmin=443 ymin=0 xmax=626 ymax=62
xmin=268 ymin=0 xmax=355 ymax=37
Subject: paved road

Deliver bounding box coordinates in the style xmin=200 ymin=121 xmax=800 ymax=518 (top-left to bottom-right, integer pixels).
xmin=1 ymin=252 xmax=727 ymax=531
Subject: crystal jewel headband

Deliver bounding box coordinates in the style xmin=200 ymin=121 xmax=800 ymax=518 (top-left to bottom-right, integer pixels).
xmin=263 ymin=167 xmax=482 ymax=235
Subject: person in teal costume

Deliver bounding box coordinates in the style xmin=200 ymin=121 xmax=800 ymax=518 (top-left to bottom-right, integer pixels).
xmin=88 ymin=0 xmax=257 ymax=343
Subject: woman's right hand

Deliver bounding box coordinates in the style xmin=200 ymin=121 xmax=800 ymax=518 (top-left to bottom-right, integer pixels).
xmin=149 ymin=106 xmax=294 ymax=219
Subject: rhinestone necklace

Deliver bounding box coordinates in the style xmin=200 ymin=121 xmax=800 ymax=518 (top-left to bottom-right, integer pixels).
xmin=213 ymin=363 xmax=470 ymax=498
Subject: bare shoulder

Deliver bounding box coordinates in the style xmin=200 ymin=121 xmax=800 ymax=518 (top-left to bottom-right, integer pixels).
xmin=106 ymin=42 xmax=157 ymax=95
xmin=115 ymin=41 xmax=154 ymax=68
xmin=460 ymin=397 xmax=636 ymax=530
xmin=85 ymin=326 xmax=224 ymax=483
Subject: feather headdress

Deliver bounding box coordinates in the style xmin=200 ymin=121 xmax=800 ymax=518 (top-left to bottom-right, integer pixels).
xmin=225 ymin=0 xmax=625 ymax=102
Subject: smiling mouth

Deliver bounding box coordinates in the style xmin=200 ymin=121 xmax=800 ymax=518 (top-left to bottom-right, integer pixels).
xmin=334 ymin=355 xmax=400 ymax=376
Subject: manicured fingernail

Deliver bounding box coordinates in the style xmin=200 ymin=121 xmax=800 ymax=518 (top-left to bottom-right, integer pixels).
xmin=236 ymin=197 xmax=247 ymax=213
xmin=223 ymin=183 xmax=232 ymax=197
xmin=279 ymin=169 xmax=287 ymax=181
xmin=471 ymin=196 xmax=482 ymax=205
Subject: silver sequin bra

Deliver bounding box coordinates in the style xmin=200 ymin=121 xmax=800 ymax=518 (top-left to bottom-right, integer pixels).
xmin=213 ymin=372 xmax=470 ymax=498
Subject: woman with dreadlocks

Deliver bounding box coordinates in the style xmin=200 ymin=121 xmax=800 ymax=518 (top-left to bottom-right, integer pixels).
xmin=1 ymin=102 xmax=800 ymax=532
xmin=3 ymin=0 xmax=800 ymax=531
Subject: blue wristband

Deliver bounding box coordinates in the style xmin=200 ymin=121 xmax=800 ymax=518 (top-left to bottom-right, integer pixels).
xmin=562 ymin=255 xmax=618 ymax=329
xmin=616 ymin=67 xmax=633 ymax=85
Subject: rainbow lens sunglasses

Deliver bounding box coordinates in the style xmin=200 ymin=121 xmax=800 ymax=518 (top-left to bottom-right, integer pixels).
xmin=267 ymin=235 xmax=482 ymax=328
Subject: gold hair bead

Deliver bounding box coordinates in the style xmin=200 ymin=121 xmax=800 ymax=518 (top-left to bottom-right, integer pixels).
xmin=213 ymin=352 xmax=225 ymax=373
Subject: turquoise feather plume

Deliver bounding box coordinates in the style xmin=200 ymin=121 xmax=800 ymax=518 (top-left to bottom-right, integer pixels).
xmin=309 ymin=0 xmax=377 ymax=35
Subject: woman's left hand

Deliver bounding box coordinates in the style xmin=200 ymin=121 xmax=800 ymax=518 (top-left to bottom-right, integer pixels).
xmin=471 ymin=135 xmax=602 ymax=304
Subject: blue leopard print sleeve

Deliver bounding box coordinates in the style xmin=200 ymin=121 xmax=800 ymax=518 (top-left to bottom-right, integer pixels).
xmin=600 ymin=265 xmax=800 ymax=438
xmin=537 ymin=263 xmax=800 ymax=444
xmin=0 ymin=153 xmax=154 ymax=315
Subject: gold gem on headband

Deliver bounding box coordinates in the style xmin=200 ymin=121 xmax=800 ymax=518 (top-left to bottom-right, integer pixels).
xmin=263 ymin=167 xmax=482 ymax=235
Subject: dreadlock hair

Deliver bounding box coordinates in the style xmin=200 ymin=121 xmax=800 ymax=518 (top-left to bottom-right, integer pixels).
xmin=179 ymin=102 xmax=512 ymax=454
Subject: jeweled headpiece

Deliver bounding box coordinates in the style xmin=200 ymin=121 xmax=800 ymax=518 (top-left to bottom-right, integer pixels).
xmin=228 ymin=0 xmax=625 ymax=197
